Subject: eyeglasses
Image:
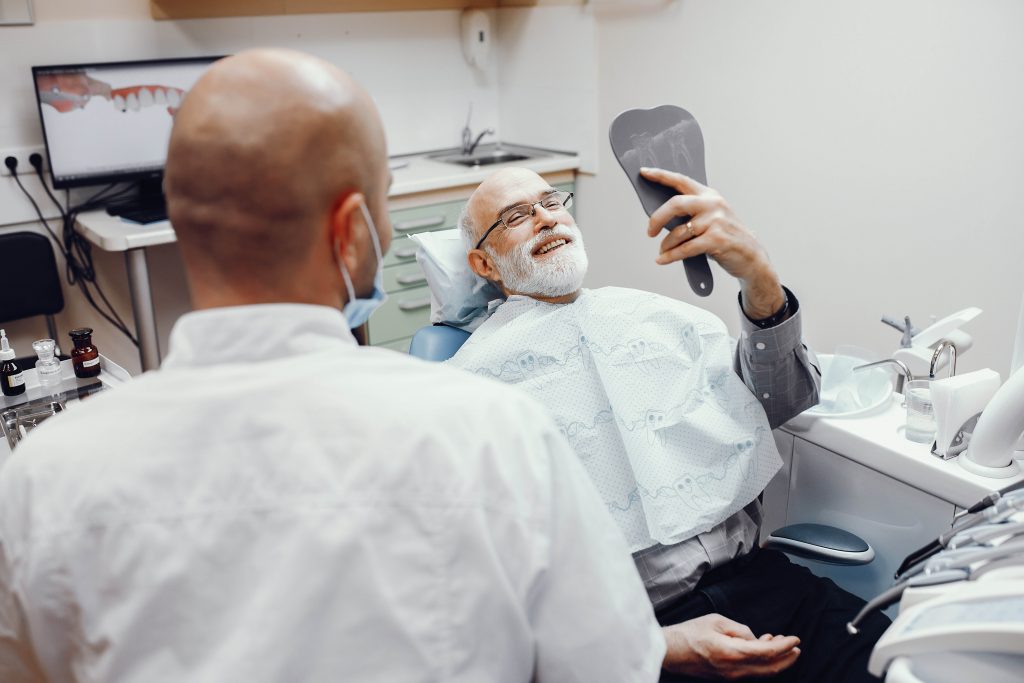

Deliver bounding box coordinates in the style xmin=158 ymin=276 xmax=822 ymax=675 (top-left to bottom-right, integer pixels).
xmin=474 ymin=191 xmax=574 ymax=250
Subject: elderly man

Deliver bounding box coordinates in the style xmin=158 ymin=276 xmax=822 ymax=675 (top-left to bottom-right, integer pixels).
xmin=448 ymin=167 xmax=890 ymax=682
xmin=0 ymin=52 xmax=665 ymax=682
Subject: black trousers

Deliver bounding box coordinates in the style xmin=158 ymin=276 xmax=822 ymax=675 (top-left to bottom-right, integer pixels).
xmin=656 ymin=549 xmax=891 ymax=683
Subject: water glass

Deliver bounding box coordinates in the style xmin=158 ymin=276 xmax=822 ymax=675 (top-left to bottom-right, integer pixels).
xmin=904 ymin=379 xmax=935 ymax=443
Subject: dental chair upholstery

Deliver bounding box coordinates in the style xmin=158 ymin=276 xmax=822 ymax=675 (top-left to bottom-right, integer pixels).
xmin=408 ymin=324 xmax=471 ymax=362
xmin=408 ymin=323 xmax=874 ymax=567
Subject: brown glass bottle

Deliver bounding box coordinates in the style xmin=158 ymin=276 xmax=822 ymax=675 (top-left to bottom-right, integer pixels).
xmin=69 ymin=328 xmax=101 ymax=378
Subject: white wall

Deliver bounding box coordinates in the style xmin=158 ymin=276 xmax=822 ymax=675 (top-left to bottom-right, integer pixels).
xmin=0 ymin=4 xmax=500 ymax=372
xmin=576 ymin=0 xmax=1024 ymax=378
xmin=496 ymin=5 xmax=599 ymax=171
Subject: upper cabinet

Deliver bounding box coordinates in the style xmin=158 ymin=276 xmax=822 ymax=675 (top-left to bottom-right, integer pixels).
xmin=149 ymin=0 xmax=576 ymax=20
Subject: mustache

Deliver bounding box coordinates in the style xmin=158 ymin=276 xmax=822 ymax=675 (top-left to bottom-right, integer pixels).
xmin=521 ymin=225 xmax=582 ymax=255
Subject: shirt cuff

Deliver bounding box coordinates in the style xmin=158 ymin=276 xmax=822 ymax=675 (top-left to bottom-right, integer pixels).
xmin=736 ymin=287 xmax=804 ymax=363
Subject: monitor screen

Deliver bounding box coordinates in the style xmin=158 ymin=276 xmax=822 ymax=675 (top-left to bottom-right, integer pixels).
xmin=32 ymin=57 xmax=223 ymax=189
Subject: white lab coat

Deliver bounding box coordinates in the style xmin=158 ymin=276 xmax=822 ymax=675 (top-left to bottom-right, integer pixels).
xmin=0 ymin=304 xmax=664 ymax=683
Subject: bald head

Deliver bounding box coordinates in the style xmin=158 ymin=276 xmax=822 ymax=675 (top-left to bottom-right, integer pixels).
xmin=461 ymin=167 xmax=549 ymax=248
xmin=165 ymin=49 xmax=389 ymax=306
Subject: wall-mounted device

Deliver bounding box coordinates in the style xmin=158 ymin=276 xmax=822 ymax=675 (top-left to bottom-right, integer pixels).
xmin=460 ymin=9 xmax=492 ymax=70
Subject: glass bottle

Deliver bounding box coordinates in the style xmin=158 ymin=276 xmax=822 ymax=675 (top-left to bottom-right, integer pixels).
xmin=69 ymin=328 xmax=101 ymax=379
xmin=0 ymin=329 xmax=26 ymax=397
xmin=33 ymin=339 xmax=63 ymax=394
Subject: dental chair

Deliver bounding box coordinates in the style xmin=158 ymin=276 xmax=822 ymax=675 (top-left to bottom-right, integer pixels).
xmin=408 ymin=322 xmax=875 ymax=567
xmin=408 ymin=324 xmax=471 ymax=362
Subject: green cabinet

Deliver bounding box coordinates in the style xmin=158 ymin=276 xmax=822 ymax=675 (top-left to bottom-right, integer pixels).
xmin=370 ymin=178 xmax=576 ymax=352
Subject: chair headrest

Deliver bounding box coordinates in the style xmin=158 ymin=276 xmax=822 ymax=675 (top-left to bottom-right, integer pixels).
xmin=410 ymin=228 xmax=504 ymax=333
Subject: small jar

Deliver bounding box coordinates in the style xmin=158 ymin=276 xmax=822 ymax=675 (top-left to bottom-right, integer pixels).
xmin=69 ymin=328 xmax=101 ymax=379
xmin=32 ymin=339 xmax=63 ymax=393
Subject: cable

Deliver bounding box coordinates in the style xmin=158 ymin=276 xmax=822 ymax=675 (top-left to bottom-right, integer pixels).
xmin=7 ymin=156 xmax=139 ymax=346
xmin=29 ymin=154 xmax=66 ymax=222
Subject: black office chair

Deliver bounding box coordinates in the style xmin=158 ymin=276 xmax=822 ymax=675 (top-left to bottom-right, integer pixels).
xmin=0 ymin=232 xmax=66 ymax=364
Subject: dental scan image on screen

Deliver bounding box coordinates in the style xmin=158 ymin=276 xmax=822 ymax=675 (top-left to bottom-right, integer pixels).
xmin=33 ymin=59 xmax=218 ymax=187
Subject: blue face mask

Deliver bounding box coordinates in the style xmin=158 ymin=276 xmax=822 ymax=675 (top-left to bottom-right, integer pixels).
xmin=338 ymin=200 xmax=387 ymax=329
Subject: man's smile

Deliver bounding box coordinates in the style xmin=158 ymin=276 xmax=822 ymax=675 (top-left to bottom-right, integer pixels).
xmin=533 ymin=236 xmax=571 ymax=257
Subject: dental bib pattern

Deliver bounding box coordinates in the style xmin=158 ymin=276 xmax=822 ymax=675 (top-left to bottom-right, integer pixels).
xmin=449 ymin=287 xmax=782 ymax=552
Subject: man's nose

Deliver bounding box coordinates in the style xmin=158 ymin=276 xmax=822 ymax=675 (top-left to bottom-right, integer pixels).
xmin=531 ymin=205 xmax=558 ymax=232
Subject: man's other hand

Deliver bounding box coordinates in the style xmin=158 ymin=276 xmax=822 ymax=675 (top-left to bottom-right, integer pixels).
xmin=662 ymin=613 xmax=801 ymax=679
xmin=639 ymin=167 xmax=785 ymax=320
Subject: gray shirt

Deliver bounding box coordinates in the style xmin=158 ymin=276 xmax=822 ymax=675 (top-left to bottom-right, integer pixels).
xmin=634 ymin=292 xmax=821 ymax=610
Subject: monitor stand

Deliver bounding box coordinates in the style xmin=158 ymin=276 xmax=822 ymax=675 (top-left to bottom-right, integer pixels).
xmin=104 ymin=177 xmax=167 ymax=224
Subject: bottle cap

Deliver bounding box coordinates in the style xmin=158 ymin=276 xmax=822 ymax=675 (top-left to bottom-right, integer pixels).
xmin=0 ymin=329 xmax=14 ymax=362
xmin=32 ymin=338 xmax=56 ymax=361
xmin=69 ymin=327 xmax=94 ymax=341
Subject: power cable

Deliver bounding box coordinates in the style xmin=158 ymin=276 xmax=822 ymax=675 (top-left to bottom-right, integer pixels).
xmin=5 ymin=155 xmax=139 ymax=346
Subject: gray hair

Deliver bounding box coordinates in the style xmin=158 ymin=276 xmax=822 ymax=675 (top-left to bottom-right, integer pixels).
xmin=457 ymin=202 xmax=477 ymax=252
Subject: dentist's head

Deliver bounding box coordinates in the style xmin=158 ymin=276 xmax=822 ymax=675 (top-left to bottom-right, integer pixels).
xmin=461 ymin=168 xmax=588 ymax=304
xmin=164 ymin=49 xmax=392 ymax=317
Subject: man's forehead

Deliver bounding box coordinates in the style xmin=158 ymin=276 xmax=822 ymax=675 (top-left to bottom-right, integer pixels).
xmin=477 ymin=171 xmax=552 ymax=213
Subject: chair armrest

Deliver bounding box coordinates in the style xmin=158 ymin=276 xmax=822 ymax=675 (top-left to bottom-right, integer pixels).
xmin=762 ymin=523 xmax=875 ymax=565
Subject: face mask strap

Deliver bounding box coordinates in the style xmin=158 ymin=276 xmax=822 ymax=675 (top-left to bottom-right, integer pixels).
xmin=337 ymin=197 xmax=382 ymax=302
xmin=359 ymin=200 xmax=384 ymax=265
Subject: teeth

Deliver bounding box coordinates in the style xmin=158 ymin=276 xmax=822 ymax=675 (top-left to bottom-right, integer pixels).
xmin=537 ymin=239 xmax=567 ymax=255
xmin=126 ymin=92 xmax=140 ymax=112
xmin=153 ymin=88 xmax=167 ymax=106
xmin=166 ymin=89 xmax=182 ymax=108
xmin=113 ymin=94 xmax=126 ymax=111
xmin=138 ymin=88 xmax=154 ymax=108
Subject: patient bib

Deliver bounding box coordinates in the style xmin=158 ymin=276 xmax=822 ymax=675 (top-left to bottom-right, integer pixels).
xmin=448 ymin=287 xmax=782 ymax=552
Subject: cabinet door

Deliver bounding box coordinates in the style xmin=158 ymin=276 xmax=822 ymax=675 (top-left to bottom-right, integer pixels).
xmin=784 ymin=438 xmax=955 ymax=605
xmin=367 ymin=286 xmax=432 ymax=345
xmin=761 ymin=430 xmax=795 ymax=538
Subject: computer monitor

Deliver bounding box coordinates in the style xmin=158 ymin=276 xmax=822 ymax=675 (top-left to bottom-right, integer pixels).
xmin=32 ymin=56 xmax=223 ymax=189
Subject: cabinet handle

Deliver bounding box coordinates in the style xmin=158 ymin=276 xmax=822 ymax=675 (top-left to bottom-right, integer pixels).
xmin=394 ymin=215 xmax=446 ymax=232
xmin=394 ymin=247 xmax=418 ymax=259
xmin=396 ymin=273 xmax=427 ymax=286
xmin=398 ymin=297 xmax=432 ymax=312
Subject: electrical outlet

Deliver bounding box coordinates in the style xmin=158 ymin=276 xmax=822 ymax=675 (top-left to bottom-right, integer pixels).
xmin=0 ymin=145 xmax=48 ymax=177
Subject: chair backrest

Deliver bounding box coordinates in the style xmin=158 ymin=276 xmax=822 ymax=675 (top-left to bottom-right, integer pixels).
xmin=408 ymin=325 xmax=471 ymax=362
xmin=0 ymin=232 xmax=63 ymax=322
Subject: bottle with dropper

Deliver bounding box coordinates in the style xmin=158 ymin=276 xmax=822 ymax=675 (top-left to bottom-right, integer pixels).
xmin=0 ymin=329 xmax=26 ymax=397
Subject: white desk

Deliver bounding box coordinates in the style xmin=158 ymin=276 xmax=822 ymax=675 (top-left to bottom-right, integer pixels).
xmin=75 ymin=211 xmax=175 ymax=371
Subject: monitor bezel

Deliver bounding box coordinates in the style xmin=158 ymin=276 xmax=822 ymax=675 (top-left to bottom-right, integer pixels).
xmin=32 ymin=55 xmax=225 ymax=190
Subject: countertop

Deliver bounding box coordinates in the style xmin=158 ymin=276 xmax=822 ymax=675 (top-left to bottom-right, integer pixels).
xmin=782 ymin=395 xmax=1024 ymax=509
xmin=388 ymin=143 xmax=580 ymax=197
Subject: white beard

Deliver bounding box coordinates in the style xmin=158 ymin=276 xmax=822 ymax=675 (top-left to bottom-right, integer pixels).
xmin=487 ymin=224 xmax=589 ymax=298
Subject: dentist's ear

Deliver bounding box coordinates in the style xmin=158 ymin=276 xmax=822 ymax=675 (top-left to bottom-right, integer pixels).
xmin=329 ymin=191 xmax=367 ymax=273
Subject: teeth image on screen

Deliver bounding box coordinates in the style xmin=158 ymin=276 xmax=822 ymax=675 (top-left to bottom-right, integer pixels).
xmin=36 ymin=60 xmax=215 ymax=183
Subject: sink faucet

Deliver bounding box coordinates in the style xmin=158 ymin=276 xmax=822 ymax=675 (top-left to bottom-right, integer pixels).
xmin=460 ymin=103 xmax=494 ymax=156
xmin=854 ymin=358 xmax=914 ymax=395
xmin=929 ymin=340 xmax=957 ymax=379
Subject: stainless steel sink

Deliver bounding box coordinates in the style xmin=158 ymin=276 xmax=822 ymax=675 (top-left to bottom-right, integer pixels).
xmin=431 ymin=149 xmax=531 ymax=167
